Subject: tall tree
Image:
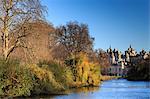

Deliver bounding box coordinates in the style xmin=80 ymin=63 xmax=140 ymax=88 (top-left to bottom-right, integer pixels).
xmin=0 ymin=0 xmax=45 ymax=60
xmin=55 ymin=22 xmax=94 ymax=58
xmin=96 ymin=49 xmax=110 ymax=75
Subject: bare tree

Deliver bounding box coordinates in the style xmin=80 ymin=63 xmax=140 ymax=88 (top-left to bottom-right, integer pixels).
xmin=54 ymin=22 xmax=94 ymax=58
xmin=0 ymin=0 xmax=46 ymax=60
xmin=96 ymin=49 xmax=110 ymax=75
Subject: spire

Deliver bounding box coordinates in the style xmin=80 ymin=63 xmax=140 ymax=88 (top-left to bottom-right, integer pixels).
xmin=129 ymin=44 xmax=132 ymax=48
xmin=109 ymin=45 xmax=111 ymax=49
xmin=107 ymin=45 xmax=112 ymax=53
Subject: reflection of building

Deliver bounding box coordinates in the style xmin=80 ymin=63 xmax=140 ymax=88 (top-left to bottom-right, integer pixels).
xmin=105 ymin=45 xmax=149 ymax=77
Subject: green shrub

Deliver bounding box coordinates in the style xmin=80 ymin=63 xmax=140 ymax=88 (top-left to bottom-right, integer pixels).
xmin=0 ymin=58 xmax=75 ymax=97
xmin=0 ymin=59 xmax=69 ymax=97
xmin=0 ymin=59 xmax=34 ymax=97
xmin=37 ymin=60 xmax=74 ymax=89
xmin=27 ymin=63 xmax=65 ymax=94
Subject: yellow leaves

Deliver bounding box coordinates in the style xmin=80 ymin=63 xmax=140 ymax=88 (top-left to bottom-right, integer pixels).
xmin=71 ymin=52 xmax=101 ymax=87
xmin=26 ymin=64 xmax=64 ymax=90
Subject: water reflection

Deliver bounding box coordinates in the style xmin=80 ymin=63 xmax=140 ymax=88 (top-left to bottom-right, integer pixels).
xmin=66 ymin=86 xmax=99 ymax=94
xmin=54 ymin=79 xmax=150 ymax=99
xmin=29 ymin=79 xmax=150 ymax=99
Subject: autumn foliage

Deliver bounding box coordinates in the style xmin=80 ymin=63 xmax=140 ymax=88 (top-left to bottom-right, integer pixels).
xmin=65 ymin=52 xmax=100 ymax=87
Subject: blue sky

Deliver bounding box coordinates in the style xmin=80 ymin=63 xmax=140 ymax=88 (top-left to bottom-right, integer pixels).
xmin=42 ymin=0 xmax=149 ymax=52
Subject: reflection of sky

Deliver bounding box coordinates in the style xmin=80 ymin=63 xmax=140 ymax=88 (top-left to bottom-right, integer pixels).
xmin=42 ymin=0 xmax=149 ymax=52
xmin=55 ymin=79 xmax=150 ymax=99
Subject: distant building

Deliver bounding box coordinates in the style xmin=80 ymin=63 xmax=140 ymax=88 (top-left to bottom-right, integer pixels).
xmin=105 ymin=45 xmax=149 ymax=77
xmin=106 ymin=65 xmax=127 ymax=76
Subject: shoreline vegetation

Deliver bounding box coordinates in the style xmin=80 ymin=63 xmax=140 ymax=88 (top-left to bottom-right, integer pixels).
xmin=0 ymin=55 xmax=119 ymax=98
xmin=0 ymin=53 xmax=101 ymax=97
xmin=0 ymin=56 xmax=120 ymax=98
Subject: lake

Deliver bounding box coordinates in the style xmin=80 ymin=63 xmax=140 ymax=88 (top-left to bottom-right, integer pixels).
xmin=32 ymin=79 xmax=150 ymax=99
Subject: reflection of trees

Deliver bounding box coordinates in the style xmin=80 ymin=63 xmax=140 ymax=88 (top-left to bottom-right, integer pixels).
xmin=74 ymin=87 xmax=99 ymax=93
xmin=65 ymin=87 xmax=99 ymax=94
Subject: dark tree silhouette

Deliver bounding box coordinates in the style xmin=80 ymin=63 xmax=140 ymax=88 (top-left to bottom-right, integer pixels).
xmin=54 ymin=22 xmax=94 ymax=59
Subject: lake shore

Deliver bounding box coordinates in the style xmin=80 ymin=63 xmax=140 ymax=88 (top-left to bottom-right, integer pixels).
xmin=22 ymin=79 xmax=150 ymax=99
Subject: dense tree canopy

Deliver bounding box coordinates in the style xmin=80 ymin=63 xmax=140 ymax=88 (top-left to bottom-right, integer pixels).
xmin=127 ymin=56 xmax=150 ymax=81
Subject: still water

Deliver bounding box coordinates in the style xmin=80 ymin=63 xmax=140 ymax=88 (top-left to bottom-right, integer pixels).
xmin=35 ymin=79 xmax=150 ymax=99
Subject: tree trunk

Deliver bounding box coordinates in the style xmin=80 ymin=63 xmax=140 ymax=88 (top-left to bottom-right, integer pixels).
xmin=2 ymin=25 xmax=9 ymax=60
